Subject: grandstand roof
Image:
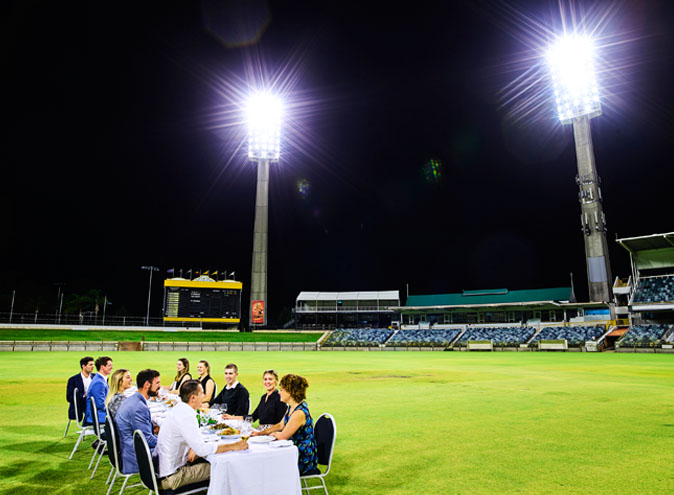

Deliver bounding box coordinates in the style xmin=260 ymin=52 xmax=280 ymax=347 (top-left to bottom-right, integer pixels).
xmin=403 ymin=287 xmax=574 ymax=309
xmin=297 ymin=291 xmax=400 ymax=302
xmin=617 ymin=232 xmax=674 ymax=270
xmin=617 ymin=232 xmax=674 ymax=252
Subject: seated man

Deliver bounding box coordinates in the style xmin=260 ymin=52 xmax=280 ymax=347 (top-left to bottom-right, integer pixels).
xmin=84 ymin=356 xmax=113 ymax=427
xmin=66 ymin=356 xmax=94 ymax=422
xmin=156 ymin=380 xmax=248 ymax=490
xmin=208 ymin=363 xmax=249 ymax=415
xmin=116 ymin=369 xmax=161 ymax=475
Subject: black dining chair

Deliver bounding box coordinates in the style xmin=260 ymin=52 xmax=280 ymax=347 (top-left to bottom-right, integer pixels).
xmin=301 ymin=413 xmax=337 ymax=495
xmin=133 ymin=430 xmax=209 ymax=495
xmin=88 ymin=395 xmax=107 ymax=478
xmin=68 ymin=388 xmax=96 ymax=460
xmin=104 ymin=412 xmax=141 ymax=495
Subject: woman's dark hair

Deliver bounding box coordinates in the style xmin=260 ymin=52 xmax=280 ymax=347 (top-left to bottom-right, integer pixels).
xmin=199 ymin=360 xmax=211 ymax=375
xmin=279 ymin=374 xmax=309 ymax=403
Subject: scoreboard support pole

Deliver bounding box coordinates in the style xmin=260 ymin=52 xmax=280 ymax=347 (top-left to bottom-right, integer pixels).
xmin=250 ymin=158 xmax=269 ymax=327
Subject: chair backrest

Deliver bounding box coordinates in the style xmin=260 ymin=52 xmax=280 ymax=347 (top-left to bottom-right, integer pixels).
xmin=133 ymin=429 xmax=159 ymax=493
xmin=89 ymin=396 xmax=102 ymax=438
xmin=73 ymin=387 xmax=83 ymax=426
xmin=105 ymin=413 xmax=121 ymax=471
xmin=314 ymin=413 xmax=336 ymax=474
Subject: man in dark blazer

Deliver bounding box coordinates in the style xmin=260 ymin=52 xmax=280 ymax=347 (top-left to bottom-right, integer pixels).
xmin=66 ymin=356 xmax=95 ymax=422
xmin=116 ymin=369 xmax=161 ymax=474
xmin=209 ymin=363 xmax=250 ymax=415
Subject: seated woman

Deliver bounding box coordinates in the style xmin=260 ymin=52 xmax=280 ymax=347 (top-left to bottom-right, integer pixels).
xmin=105 ymin=368 xmax=132 ymax=420
xmin=170 ymin=358 xmax=191 ymax=394
xmin=222 ymin=369 xmax=287 ymax=425
xmin=252 ymin=374 xmax=319 ymax=475
xmin=196 ymin=360 xmax=216 ymax=405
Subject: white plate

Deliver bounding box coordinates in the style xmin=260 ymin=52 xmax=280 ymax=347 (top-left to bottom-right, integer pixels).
xmin=269 ymin=440 xmax=293 ymax=448
xmin=247 ymin=435 xmax=274 ymax=443
xmin=218 ymin=434 xmax=241 ymax=440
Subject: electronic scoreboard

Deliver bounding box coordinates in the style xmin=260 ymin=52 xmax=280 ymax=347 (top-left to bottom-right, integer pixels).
xmin=163 ymin=279 xmax=242 ymax=324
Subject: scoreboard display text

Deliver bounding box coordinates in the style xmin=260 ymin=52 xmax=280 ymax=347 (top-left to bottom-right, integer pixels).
xmin=163 ymin=280 xmax=242 ymax=323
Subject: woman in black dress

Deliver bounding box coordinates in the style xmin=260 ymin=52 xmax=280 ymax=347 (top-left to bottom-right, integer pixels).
xmin=223 ymin=369 xmax=287 ymax=425
xmin=170 ymin=357 xmax=191 ymax=394
xmin=197 ymin=359 xmax=216 ymax=405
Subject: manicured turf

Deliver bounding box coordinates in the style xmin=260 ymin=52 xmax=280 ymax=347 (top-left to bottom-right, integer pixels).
xmin=0 ymin=351 xmax=672 ymax=494
xmin=0 ymin=329 xmax=322 ymax=342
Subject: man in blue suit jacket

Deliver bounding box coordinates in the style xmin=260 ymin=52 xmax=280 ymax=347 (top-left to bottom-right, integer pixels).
xmin=66 ymin=356 xmax=94 ymax=422
xmin=84 ymin=356 xmax=114 ymax=426
xmin=116 ymin=369 xmax=161 ymax=474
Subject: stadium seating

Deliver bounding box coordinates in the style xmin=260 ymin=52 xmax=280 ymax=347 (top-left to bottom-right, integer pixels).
xmin=322 ymin=329 xmax=394 ymax=347
xmin=386 ymin=329 xmax=461 ymax=347
xmin=530 ymin=326 xmax=605 ymax=347
xmin=455 ymin=327 xmax=536 ymax=347
xmin=632 ymin=276 xmax=674 ymax=303
xmin=618 ymin=325 xmax=670 ymax=347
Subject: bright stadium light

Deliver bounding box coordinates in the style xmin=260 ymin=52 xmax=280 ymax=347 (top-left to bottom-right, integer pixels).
xmin=246 ymin=93 xmax=282 ymax=161
xmin=547 ymin=34 xmax=612 ymax=303
xmin=245 ymin=91 xmax=283 ymax=328
xmin=547 ymin=34 xmax=601 ymax=124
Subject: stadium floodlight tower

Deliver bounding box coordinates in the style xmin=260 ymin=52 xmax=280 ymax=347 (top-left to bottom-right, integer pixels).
xmin=246 ymin=92 xmax=282 ymax=327
xmin=548 ymin=34 xmax=612 ymax=302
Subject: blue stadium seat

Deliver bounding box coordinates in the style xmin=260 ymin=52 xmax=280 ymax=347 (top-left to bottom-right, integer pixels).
xmin=386 ymin=329 xmax=461 ymax=347
xmin=322 ymin=329 xmax=394 ymax=347
xmin=456 ymin=327 xmax=536 ymax=346
xmin=632 ymin=276 xmax=674 ymax=304
xmin=618 ymin=325 xmax=669 ymax=347
xmin=530 ymin=326 xmax=605 ymax=347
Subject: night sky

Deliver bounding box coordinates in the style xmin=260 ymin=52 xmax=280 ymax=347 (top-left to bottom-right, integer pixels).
xmin=5 ymin=1 xmax=674 ymax=323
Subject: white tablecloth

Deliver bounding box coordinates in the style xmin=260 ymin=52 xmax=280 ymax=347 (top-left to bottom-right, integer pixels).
xmin=206 ymin=442 xmax=301 ymax=495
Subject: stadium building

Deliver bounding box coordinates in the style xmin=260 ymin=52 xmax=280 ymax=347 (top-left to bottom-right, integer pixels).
xmin=294 ymin=291 xmax=400 ymax=330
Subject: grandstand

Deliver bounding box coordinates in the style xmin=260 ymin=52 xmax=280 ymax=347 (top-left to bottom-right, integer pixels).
xmin=613 ymin=232 xmax=674 ymax=318
xmin=294 ymin=291 xmax=399 ymax=330
xmin=396 ymin=287 xmax=609 ymax=326
xmin=530 ymin=325 xmax=606 ymax=347
xmin=456 ymin=326 xmax=536 ymax=347
xmin=617 ymin=324 xmax=673 ymax=348
xmin=322 ymin=328 xmax=393 ymax=347
xmin=387 ymin=329 xmax=461 ymax=347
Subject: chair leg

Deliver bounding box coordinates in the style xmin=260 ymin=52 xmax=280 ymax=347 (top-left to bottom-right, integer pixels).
xmin=106 ymin=470 xmax=118 ymax=495
xmin=106 ymin=465 xmax=115 ymax=485
xmin=64 ymin=420 xmax=72 ymax=438
xmin=69 ymin=430 xmax=85 ymax=460
xmin=321 ymin=477 xmax=328 ymax=495
xmin=88 ymin=442 xmax=100 ymax=470
xmin=90 ymin=442 xmax=106 ymax=480
xmin=118 ymin=474 xmax=132 ymax=495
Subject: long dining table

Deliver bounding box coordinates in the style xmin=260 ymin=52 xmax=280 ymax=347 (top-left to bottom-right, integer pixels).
xmin=206 ymin=438 xmax=302 ymax=495
xmin=147 ymin=397 xmax=301 ymax=495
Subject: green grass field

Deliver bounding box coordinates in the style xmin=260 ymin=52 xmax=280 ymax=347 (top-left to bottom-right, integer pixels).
xmin=0 ymin=329 xmax=322 ymax=342
xmin=0 ymin=351 xmax=672 ymax=494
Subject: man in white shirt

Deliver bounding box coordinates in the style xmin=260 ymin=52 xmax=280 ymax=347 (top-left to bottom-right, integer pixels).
xmin=156 ymin=380 xmax=248 ymax=490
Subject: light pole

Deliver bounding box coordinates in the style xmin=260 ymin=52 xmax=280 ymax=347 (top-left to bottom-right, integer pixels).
xmin=246 ymin=93 xmax=282 ymax=328
xmin=548 ymin=34 xmax=613 ymax=303
xmin=141 ymin=266 xmax=159 ymax=326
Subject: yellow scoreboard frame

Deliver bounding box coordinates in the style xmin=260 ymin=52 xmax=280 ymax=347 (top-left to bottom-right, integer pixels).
xmin=163 ymin=279 xmax=243 ymax=323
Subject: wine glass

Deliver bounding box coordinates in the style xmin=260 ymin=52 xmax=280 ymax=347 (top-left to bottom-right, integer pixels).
xmin=240 ymin=417 xmax=253 ymax=442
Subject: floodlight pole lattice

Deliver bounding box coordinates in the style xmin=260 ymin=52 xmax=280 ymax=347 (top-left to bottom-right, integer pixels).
xmin=250 ymin=158 xmax=270 ymax=327
xmin=572 ymin=115 xmax=612 ymax=302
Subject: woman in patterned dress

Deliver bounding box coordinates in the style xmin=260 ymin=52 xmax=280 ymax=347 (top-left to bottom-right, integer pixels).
xmin=252 ymin=373 xmax=319 ymax=475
